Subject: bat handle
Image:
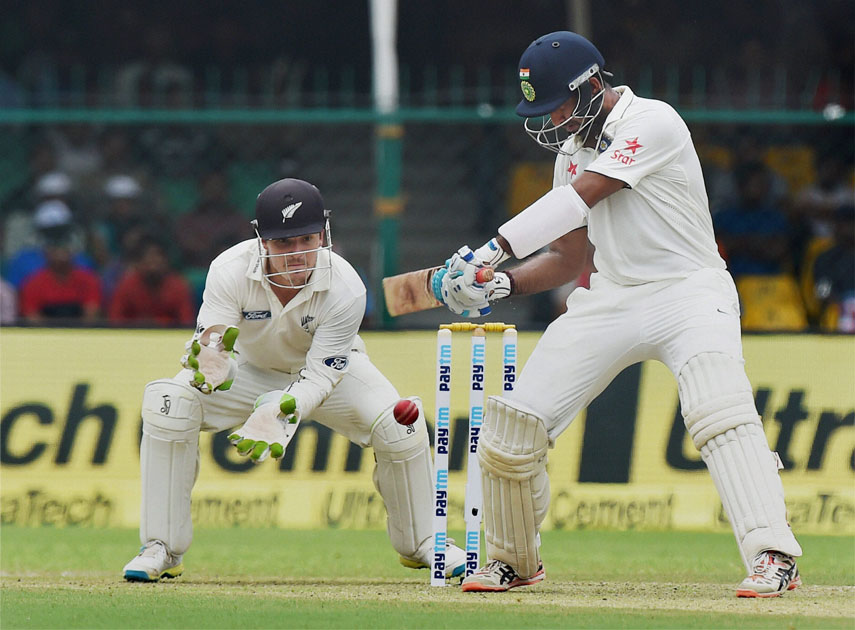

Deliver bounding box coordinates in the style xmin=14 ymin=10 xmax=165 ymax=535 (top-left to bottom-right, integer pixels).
xmin=474 ymin=267 xmax=494 ymax=284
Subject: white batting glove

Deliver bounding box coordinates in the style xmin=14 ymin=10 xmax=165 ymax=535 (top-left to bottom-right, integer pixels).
xmin=437 ymin=247 xmax=494 ymax=317
xmin=181 ymin=326 xmax=239 ymax=394
xmin=471 ymin=238 xmax=510 ymax=267
xmin=228 ymin=391 xmax=301 ymax=463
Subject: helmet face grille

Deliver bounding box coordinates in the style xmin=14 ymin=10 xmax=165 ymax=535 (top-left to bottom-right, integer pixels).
xmin=254 ymin=220 xmax=334 ymax=289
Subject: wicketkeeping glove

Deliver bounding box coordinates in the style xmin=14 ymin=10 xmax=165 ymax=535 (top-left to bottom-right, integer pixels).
xmin=181 ymin=326 xmax=239 ymax=394
xmin=228 ymin=391 xmax=300 ymax=463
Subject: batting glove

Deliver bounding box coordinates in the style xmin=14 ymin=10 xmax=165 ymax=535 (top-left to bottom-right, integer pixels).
xmin=228 ymin=391 xmax=301 ymax=463
xmin=439 ymin=246 xmax=507 ymax=317
xmin=181 ymin=326 xmax=239 ymax=394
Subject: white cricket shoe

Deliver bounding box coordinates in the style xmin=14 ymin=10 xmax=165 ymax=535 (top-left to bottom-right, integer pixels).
xmin=123 ymin=540 xmax=184 ymax=582
xmin=399 ymin=537 xmax=466 ymax=579
xmin=736 ymin=550 xmax=801 ymax=598
xmin=461 ymin=560 xmax=545 ymax=592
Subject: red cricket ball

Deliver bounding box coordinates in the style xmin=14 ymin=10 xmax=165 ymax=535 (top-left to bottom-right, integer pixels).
xmin=393 ymin=399 xmax=419 ymax=426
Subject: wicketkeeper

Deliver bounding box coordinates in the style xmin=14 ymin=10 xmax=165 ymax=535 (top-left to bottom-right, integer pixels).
xmin=123 ymin=178 xmax=464 ymax=581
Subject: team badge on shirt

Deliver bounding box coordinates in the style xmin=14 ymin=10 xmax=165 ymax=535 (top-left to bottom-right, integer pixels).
xmin=300 ymin=315 xmax=315 ymax=332
xmin=323 ymin=356 xmax=349 ymax=370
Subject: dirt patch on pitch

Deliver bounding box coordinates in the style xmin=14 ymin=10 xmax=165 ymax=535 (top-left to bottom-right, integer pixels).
xmin=6 ymin=576 xmax=852 ymax=620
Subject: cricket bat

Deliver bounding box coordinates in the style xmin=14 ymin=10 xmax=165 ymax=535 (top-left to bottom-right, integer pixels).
xmin=382 ymin=266 xmax=493 ymax=317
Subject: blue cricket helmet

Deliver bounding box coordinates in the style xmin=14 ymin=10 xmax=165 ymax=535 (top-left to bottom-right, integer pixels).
xmin=516 ymin=31 xmax=608 ymax=118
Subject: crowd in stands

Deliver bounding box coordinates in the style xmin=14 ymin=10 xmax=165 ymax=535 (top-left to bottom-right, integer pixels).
xmin=0 ymin=123 xmax=852 ymax=332
xmin=0 ymin=125 xmax=252 ymax=328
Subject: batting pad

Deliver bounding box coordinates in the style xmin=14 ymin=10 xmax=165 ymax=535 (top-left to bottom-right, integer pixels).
xmin=370 ymin=397 xmax=434 ymax=560
xmin=701 ymin=425 xmax=802 ymax=568
xmin=140 ymin=379 xmax=203 ymax=556
xmin=478 ymin=396 xmax=549 ymax=578
xmin=678 ymin=353 xmax=802 ymax=569
xmin=678 ymin=353 xmax=762 ymax=450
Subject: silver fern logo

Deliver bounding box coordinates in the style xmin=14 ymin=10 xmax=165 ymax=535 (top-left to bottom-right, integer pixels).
xmin=281 ymin=201 xmax=303 ymax=222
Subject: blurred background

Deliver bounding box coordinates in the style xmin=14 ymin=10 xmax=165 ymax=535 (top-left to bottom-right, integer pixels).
xmin=0 ymin=0 xmax=853 ymax=331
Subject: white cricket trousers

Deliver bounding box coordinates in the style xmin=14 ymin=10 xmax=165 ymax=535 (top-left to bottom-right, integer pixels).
xmin=511 ymin=267 xmax=745 ymax=439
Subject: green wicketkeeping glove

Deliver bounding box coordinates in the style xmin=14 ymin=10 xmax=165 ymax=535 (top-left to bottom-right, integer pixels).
xmin=181 ymin=326 xmax=239 ymax=394
xmin=228 ymin=391 xmax=300 ymax=463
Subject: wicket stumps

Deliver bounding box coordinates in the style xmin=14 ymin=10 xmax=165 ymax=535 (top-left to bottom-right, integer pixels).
xmin=431 ymin=322 xmax=517 ymax=586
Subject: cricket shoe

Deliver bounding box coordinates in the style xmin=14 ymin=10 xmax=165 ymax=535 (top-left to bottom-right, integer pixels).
xmin=461 ymin=560 xmax=545 ymax=592
xmin=399 ymin=537 xmax=466 ymax=579
xmin=736 ymin=550 xmax=800 ymax=598
xmin=123 ymin=540 xmax=184 ymax=582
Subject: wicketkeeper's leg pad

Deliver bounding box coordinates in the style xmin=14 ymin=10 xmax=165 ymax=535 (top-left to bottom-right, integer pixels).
xmin=678 ymin=353 xmax=802 ymax=569
xmin=140 ymin=379 xmax=203 ymax=557
xmin=478 ymin=396 xmax=550 ymax=579
xmin=370 ymin=396 xmax=433 ymax=559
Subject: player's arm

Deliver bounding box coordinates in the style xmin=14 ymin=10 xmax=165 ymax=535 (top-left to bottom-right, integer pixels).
xmin=440 ymin=172 xmax=623 ymax=315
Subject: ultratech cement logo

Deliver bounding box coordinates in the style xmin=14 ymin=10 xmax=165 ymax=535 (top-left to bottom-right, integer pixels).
xmin=550 ymin=491 xmax=675 ymax=530
xmin=192 ymin=494 xmax=279 ymax=527
xmin=1 ymin=489 xmax=114 ymax=526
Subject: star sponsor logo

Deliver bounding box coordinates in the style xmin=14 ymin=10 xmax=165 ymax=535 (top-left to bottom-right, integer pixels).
xmin=281 ymin=201 xmax=302 ymax=222
xmin=624 ymin=137 xmax=643 ymax=154
xmin=609 ymin=137 xmax=643 ymax=165
xmin=567 ymin=161 xmax=578 ymax=176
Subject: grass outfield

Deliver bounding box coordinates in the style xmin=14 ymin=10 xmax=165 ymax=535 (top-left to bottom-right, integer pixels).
xmin=1 ymin=527 xmax=852 ymax=629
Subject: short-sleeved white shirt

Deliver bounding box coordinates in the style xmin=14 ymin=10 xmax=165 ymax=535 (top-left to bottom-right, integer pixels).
xmin=553 ymin=86 xmax=725 ymax=285
xmin=197 ymin=239 xmax=367 ymax=416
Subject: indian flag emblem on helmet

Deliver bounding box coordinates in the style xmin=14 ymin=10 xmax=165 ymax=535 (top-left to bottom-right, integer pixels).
xmin=520 ymin=80 xmax=535 ymax=102
xmin=519 ymin=68 xmax=530 ymax=79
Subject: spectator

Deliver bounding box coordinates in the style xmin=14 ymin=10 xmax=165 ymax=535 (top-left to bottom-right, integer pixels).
xmin=2 ymin=167 xmax=70 ymax=260
xmin=45 ymin=124 xmax=104 ymax=182
xmin=19 ymin=214 xmax=101 ymax=324
xmin=91 ymin=174 xmax=170 ymax=302
xmin=108 ymin=237 xmax=195 ymax=327
xmin=793 ymin=153 xmax=855 ymax=240
xmin=0 ymin=278 xmax=17 ymax=324
xmin=3 ymin=199 xmax=95 ymax=289
xmin=714 ymin=161 xmax=793 ymax=276
xmin=90 ymin=174 xmax=146 ymax=264
xmin=811 ymin=204 xmax=855 ymax=332
xmin=174 ymin=169 xmax=249 ymax=267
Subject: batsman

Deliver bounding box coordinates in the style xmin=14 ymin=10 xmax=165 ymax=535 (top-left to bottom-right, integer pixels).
xmin=435 ymin=32 xmax=802 ymax=596
xmin=123 ymin=178 xmax=465 ymax=581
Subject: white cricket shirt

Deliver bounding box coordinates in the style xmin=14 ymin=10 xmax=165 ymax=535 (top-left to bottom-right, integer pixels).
xmin=553 ymin=86 xmax=725 ymax=285
xmin=197 ymin=239 xmax=367 ymax=416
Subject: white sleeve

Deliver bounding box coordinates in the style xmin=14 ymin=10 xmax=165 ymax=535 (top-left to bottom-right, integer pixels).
xmin=196 ymin=265 xmax=242 ymax=330
xmin=284 ymin=292 xmax=366 ymax=418
xmin=586 ymin=106 xmax=689 ymax=189
xmin=498 ymin=184 xmax=590 ymax=259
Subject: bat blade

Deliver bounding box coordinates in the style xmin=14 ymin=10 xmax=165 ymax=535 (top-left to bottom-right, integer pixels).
xmin=382 ymin=267 xmax=443 ymax=316
xmin=382 ymin=266 xmax=495 ymax=317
